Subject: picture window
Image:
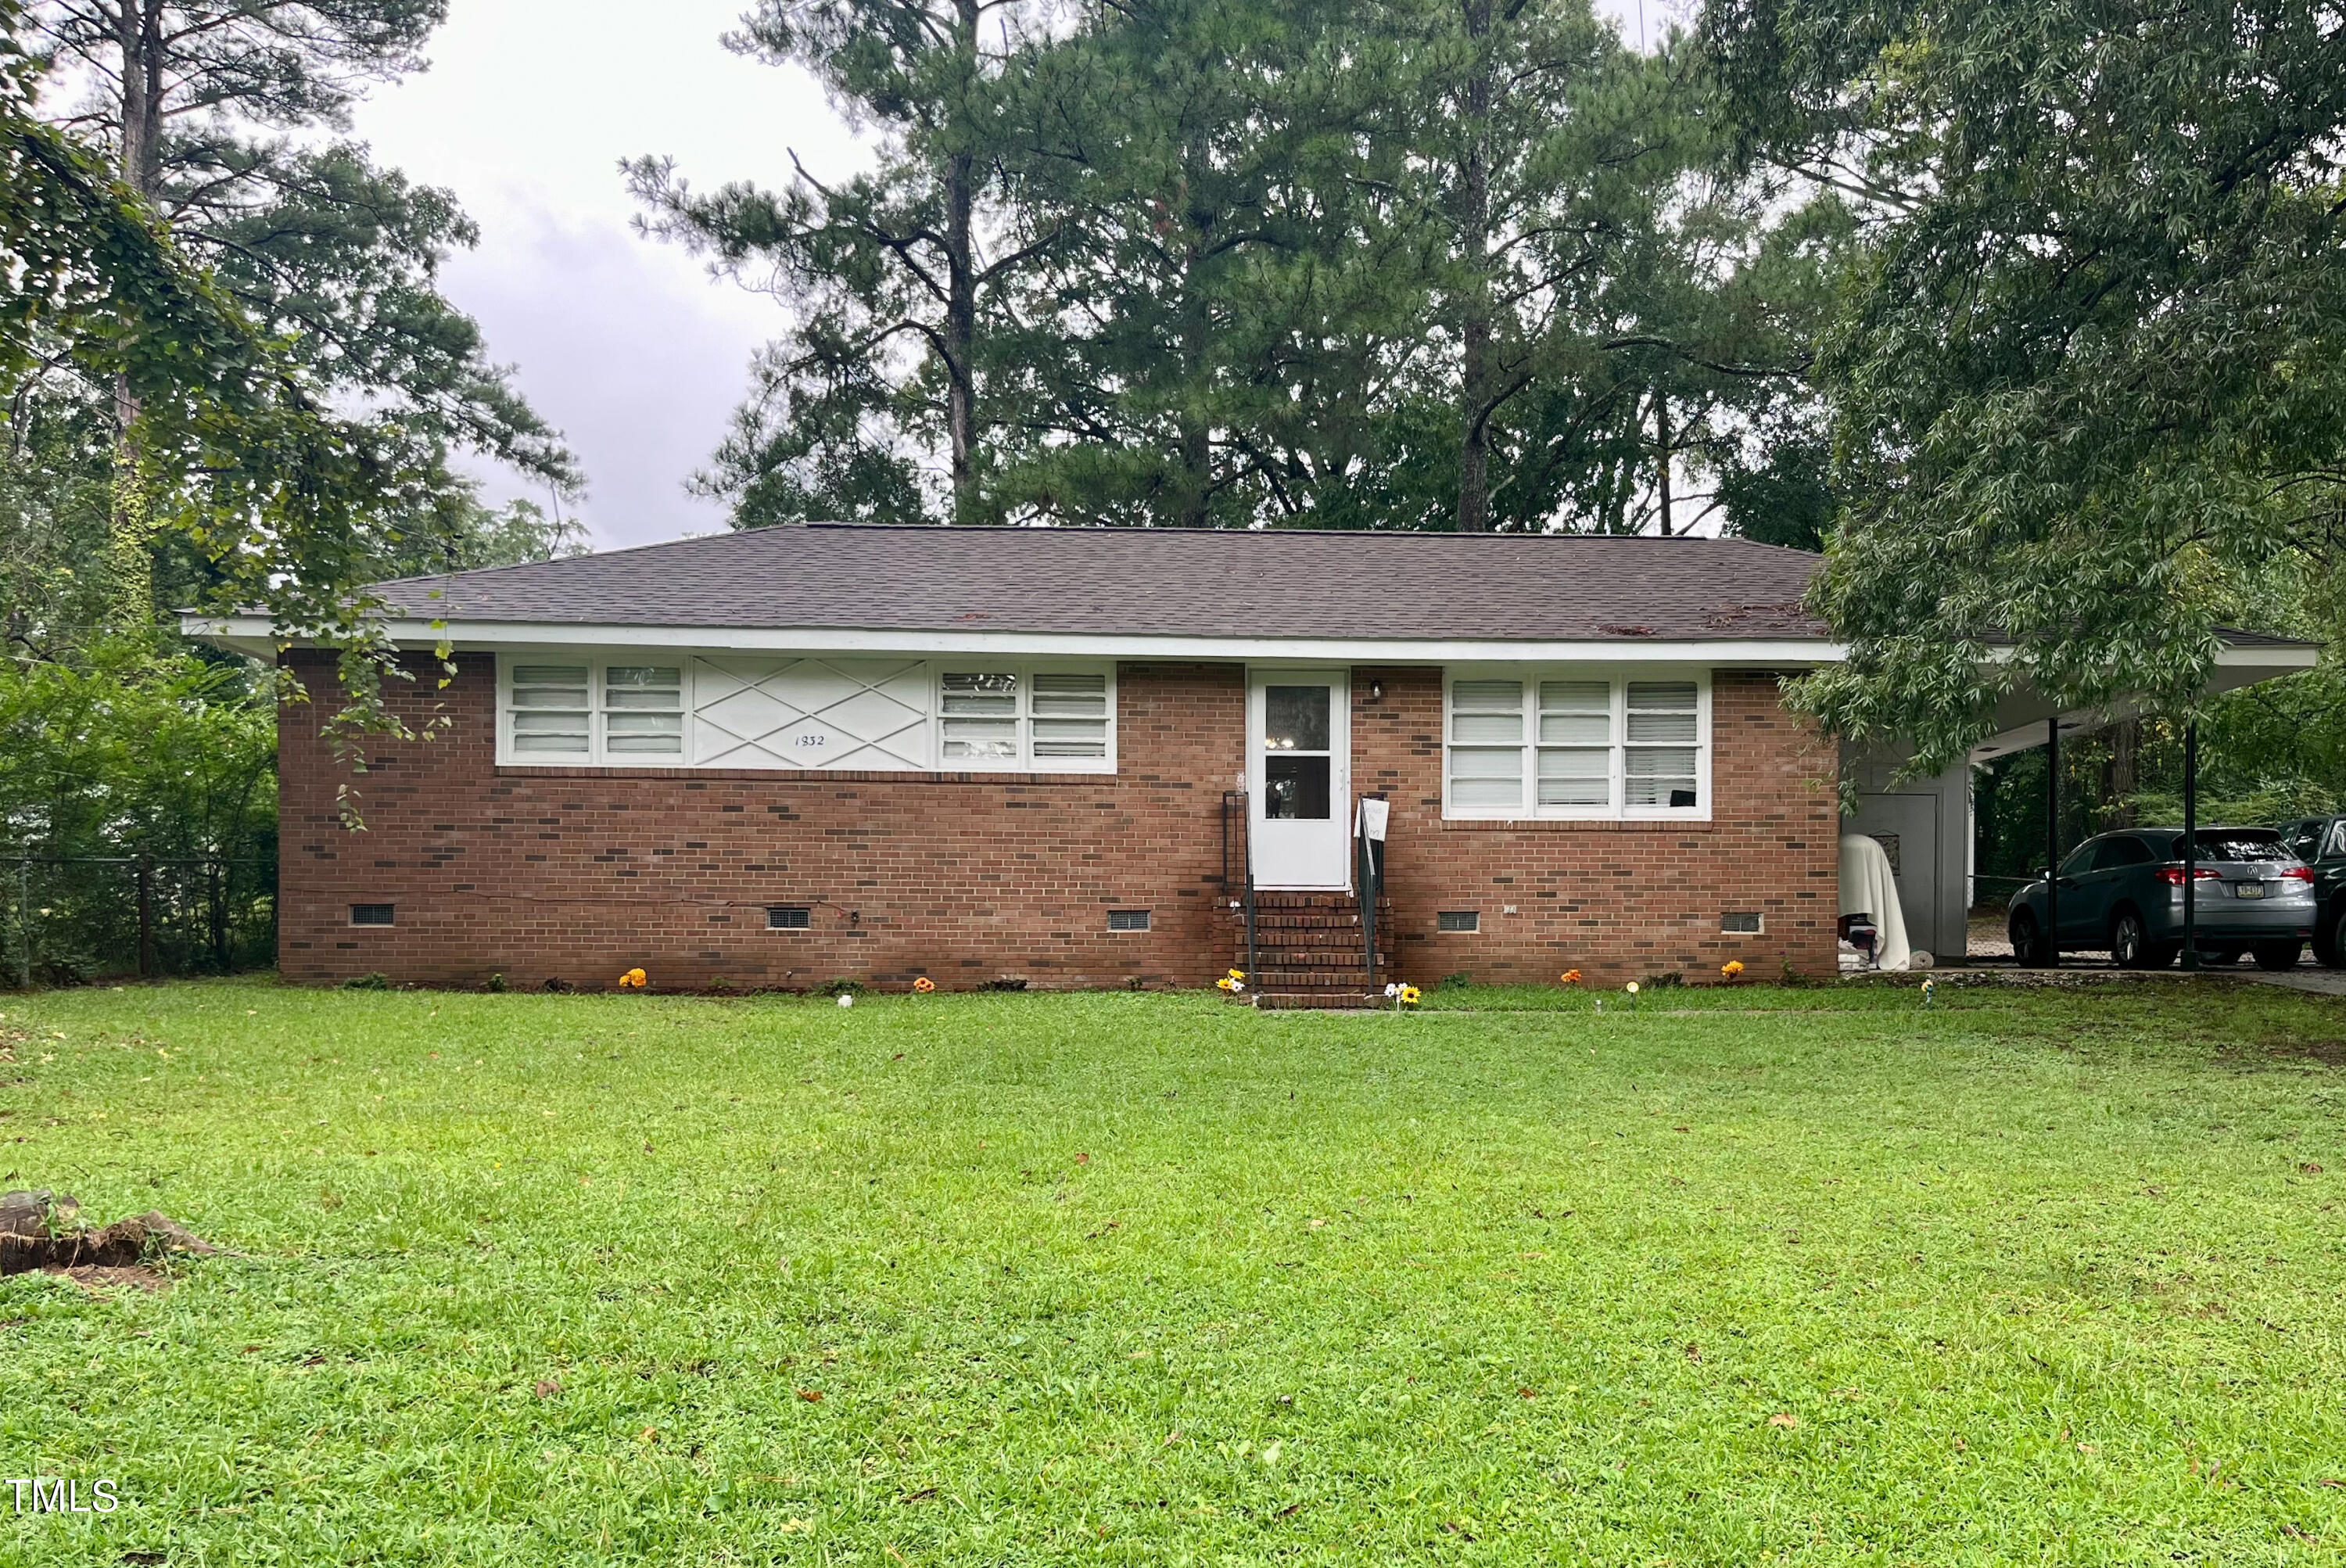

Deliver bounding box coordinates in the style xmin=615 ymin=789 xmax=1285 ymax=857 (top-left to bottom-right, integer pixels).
xmin=1444 ymin=671 xmax=1708 ymax=819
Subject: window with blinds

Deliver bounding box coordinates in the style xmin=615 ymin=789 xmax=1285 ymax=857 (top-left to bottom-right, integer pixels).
xmin=942 ymin=673 xmax=1021 ymax=759
xmin=1031 ymin=673 xmax=1109 ymax=758
xmin=1447 ymin=680 xmax=1526 ymax=809
xmin=509 ymin=665 xmax=592 ymax=755
xmin=939 ymin=668 xmax=1111 ymax=767
xmin=1624 ymin=681 xmax=1699 ymax=808
xmin=1444 ymin=672 xmax=1707 ymax=818
xmin=604 ymin=666 xmax=683 ymax=755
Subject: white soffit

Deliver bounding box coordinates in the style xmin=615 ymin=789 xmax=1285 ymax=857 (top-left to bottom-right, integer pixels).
xmin=180 ymin=615 xmax=1844 ymax=667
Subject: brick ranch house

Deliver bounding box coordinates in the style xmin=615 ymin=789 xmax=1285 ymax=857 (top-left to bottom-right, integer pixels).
xmin=188 ymin=525 xmax=2310 ymax=999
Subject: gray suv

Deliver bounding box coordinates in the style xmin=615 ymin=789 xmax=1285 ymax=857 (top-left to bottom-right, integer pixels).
xmin=2007 ymin=827 xmax=2315 ymax=969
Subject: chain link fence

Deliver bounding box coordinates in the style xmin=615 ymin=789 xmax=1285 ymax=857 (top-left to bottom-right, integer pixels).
xmin=1 ymin=856 xmax=276 ymax=989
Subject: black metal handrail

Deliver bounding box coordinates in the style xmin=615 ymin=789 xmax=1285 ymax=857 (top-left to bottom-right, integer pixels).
xmin=1222 ymin=791 xmax=1256 ymax=985
xmin=1355 ymin=794 xmax=1385 ymax=991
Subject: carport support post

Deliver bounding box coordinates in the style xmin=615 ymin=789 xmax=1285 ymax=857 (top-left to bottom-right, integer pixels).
xmin=2181 ymin=721 xmax=2199 ymax=969
xmin=2044 ymin=717 xmax=2060 ymax=967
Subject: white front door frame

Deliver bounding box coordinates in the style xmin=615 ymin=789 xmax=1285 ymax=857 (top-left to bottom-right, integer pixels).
xmin=1247 ymin=668 xmax=1352 ymax=891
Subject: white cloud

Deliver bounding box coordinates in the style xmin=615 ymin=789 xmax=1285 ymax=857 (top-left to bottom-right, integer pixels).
xmin=348 ymin=0 xmax=870 ymax=547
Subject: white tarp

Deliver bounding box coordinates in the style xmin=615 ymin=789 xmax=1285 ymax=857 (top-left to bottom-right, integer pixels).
xmin=1838 ymin=832 xmax=1912 ymax=971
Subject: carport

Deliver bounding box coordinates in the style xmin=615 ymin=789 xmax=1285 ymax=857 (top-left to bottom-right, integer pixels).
xmin=1846 ymin=630 xmax=2321 ymax=966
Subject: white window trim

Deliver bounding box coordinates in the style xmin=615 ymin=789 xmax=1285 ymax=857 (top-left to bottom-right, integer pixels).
xmin=1441 ymin=666 xmax=1712 ymax=822
xmin=493 ymin=651 xmax=1117 ymax=775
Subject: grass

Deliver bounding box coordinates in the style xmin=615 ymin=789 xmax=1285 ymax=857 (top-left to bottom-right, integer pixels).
xmin=0 ymin=978 xmax=2342 ymax=1564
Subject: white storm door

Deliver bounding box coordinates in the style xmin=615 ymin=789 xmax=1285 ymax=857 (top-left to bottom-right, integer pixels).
xmin=1250 ymin=670 xmax=1351 ymax=890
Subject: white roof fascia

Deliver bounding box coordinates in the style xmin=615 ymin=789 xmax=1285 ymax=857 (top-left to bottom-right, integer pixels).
xmin=1964 ymin=643 xmax=2321 ymax=763
xmin=2212 ymin=643 xmax=2321 ymax=668
xmin=179 ymin=614 xmax=1843 ymax=667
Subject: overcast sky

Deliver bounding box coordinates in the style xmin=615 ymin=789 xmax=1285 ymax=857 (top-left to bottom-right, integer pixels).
xmin=350 ymin=0 xmax=1657 ymax=551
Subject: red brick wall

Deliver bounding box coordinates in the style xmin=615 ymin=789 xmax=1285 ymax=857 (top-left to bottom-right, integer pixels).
xmin=278 ymin=652 xmax=1838 ymax=990
xmin=1354 ymin=666 xmax=1840 ymax=987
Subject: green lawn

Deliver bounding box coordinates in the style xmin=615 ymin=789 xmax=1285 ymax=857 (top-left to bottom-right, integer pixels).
xmin=1 ymin=979 xmax=2342 ymax=1564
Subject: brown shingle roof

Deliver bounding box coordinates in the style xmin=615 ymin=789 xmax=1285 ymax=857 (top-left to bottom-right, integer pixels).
xmin=364 ymin=524 xmax=1831 ymax=643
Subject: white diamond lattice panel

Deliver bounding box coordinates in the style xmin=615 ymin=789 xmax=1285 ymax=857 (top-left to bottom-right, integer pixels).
xmin=691 ymin=657 xmax=931 ymax=770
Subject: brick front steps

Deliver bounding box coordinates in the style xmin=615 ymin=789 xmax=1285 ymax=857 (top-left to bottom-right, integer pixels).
xmin=1225 ymin=890 xmax=1394 ymax=1009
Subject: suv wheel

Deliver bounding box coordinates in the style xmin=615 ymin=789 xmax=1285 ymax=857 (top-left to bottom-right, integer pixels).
xmin=2110 ymin=908 xmax=2173 ymax=970
xmin=2253 ymin=939 xmax=2305 ymax=971
xmin=2010 ymin=909 xmax=2050 ymax=967
xmin=2318 ymin=902 xmax=2346 ymax=968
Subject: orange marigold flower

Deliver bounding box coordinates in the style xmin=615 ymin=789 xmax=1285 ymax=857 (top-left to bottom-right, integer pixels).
xmin=913 ymin=976 xmax=936 ymax=993
xmin=1560 ymin=969 xmax=1583 ymax=985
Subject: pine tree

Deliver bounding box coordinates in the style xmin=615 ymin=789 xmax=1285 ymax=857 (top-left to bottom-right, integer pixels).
xmin=631 ymin=0 xmax=1058 ymax=526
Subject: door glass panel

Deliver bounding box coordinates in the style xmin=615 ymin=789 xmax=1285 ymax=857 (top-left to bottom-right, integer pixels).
xmin=1265 ymin=754 xmax=1332 ymax=819
xmin=1264 ymin=686 xmax=1330 ymax=752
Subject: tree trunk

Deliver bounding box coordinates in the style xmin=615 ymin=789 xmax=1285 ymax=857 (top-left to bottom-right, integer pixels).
xmin=1177 ymin=272 xmax=1211 ymax=528
xmin=106 ymin=0 xmax=167 ymax=633
xmin=2104 ymin=718 xmax=2140 ymax=827
xmin=1455 ymin=0 xmax=1494 ymax=533
xmin=941 ymin=0 xmax=980 ymax=525
xmin=1176 ymin=153 xmax=1211 ymax=529
xmin=118 ymin=0 xmax=164 ymax=197
xmin=1654 ymin=391 xmax=1673 ymax=536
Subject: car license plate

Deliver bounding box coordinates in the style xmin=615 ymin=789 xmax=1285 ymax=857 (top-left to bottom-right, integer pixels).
xmin=2236 ymin=881 xmax=2265 ymax=899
